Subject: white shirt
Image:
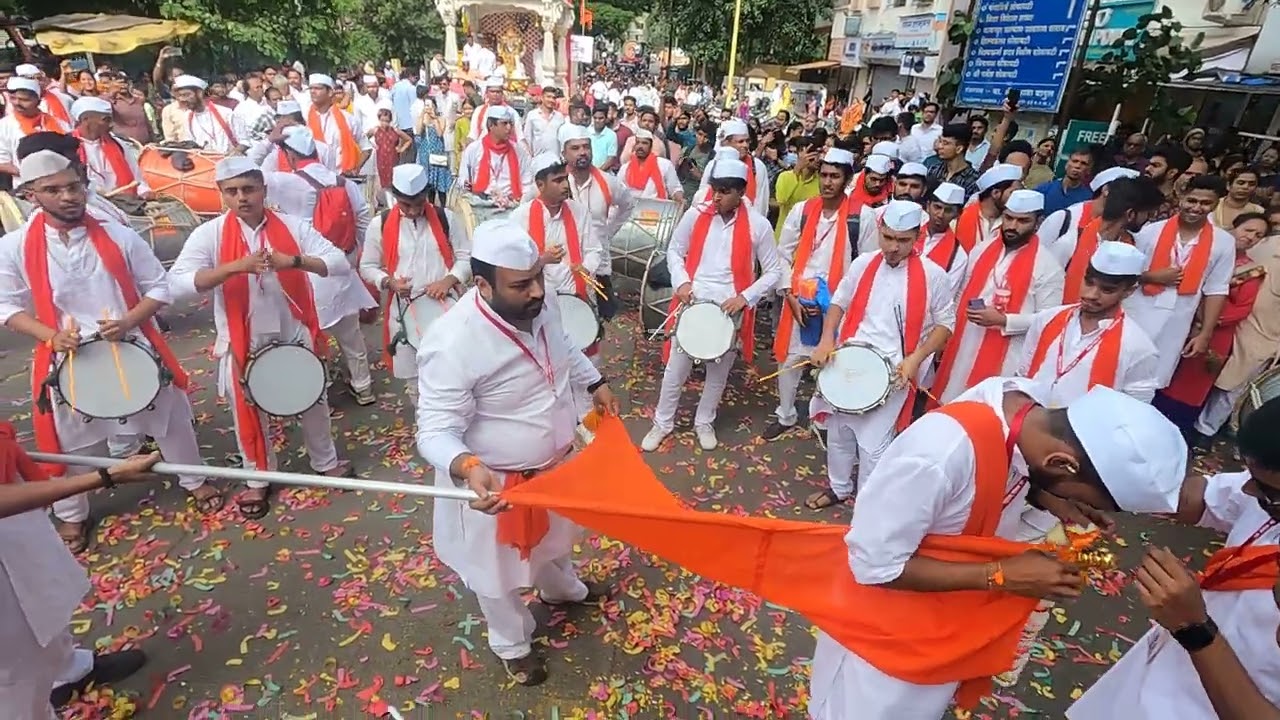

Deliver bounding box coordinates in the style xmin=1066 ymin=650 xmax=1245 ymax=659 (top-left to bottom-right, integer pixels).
xmin=0 ymin=113 xmax=70 ymax=168
xmin=458 ymin=139 xmax=533 ymax=200
xmin=232 ymin=96 xmax=271 ymax=140
xmin=1068 ymin=471 xmax=1280 ymax=720
xmin=1040 ymin=200 xmax=1093 ymax=246
xmin=178 ymin=104 xmax=247 ymax=153
xmin=617 ymin=155 xmax=683 ymax=201
xmin=79 ymin=134 xmax=152 ymax=196
xmin=468 ymin=102 xmax=525 ymax=144
xmin=472 ymin=47 xmax=498 ymax=78
xmin=907 ymin=122 xmax=943 ymax=162
xmin=462 ymin=42 xmax=482 ymax=67
xmin=665 ymin=202 xmax=783 ymax=305
xmin=522 ymin=107 xmax=565 ymax=156
xmin=508 ymin=198 xmax=602 ymax=296
xmin=307 ymin=105 xmax=371 ymax=173
xmin=695 ymin=155 xmax=772 ymax=217
xmin=567 ymin=168 xmax=637 ymax=272
xmin=248 ymin=135 xmax=340 ymax=173
xmin=1018 ymin=304 xmax=1160 ymax=407
xmin=777 ymin=202 xmax=851 ymax=291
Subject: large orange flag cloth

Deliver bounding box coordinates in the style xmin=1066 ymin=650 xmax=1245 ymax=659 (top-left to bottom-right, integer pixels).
xmin=501 ymin=411 xmax=1044 ymax=708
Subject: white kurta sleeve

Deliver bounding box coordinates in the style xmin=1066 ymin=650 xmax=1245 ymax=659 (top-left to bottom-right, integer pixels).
xmin=445 ymin=209 xmax=472 ymax=284
xmin=246 ymin=138 xmax=272 ymax=166
xmin=577 ymin=211 xmax=602 ymax=276
xmin=829 ymin=260 xmax=861 ymax=311
xmin=0 ymin=236 xmax=30 ymax=324
xmin=121 ymin=141 xmax=152 ymax=195
xmin=1202 ymin=235 xmax=1234 ymax=296
xmin=415 ymin=341 xmax=477 ymax=471
xmin=459 ymin=144 xmax=479 ymax=189
xmin=1197 ymin=471 xmax=1251 ymax=533
xmin=926 ymin=264 xmax=957 ymax=333
xmin=776 ymin=203 xmax=807 ymax=289
xmin=945 ymin=247 xmax=968 ymax=299
xmin=661 ymin=159 xmax=683 ymax=200
xmin=1040 ymin=209 xmax=1068 ymax=243
xmin=228 ymin=110 xmax=250 ymax=148
xmin=359 ymin=219 xmax=388 ymax=287
xmin=345 ymin=181 xmax=372 ymax=247
xmin=857 ymin=206 xmax=879 ymax=256
xmin=167 ymin=223 xmax=220 ymax=299
xmin=120 ymin=228 xmax=172 ymax=304
xmin=752 ymin=158 xmax=770 ymax=215
xmin=743 ymin=219 xmax=783 ymax=306
xmin=665 ymin=210 xmax=696 ymax=289
xmin=516 ymin=146 xmax=535 ymax=197
xmin=605 ymin=178 xmax=636 ymax=240
xmin=1017 ymin=309 xmax=1052 ymax=377
xmin=1121 ymin=338 xmax=1160 ymax=403
xmin=294 ymin=220 xmax=351 ymax=276
xmin=619 ymin=135 xmax=636 ymax=164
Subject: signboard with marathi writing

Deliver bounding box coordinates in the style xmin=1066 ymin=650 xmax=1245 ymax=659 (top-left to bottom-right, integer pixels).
xmin=1085 ymin=0 xmax=1157 ymax=62
xmin=957 ymin=0 xmax=1089 ymax=113
xmin=895 ymin=14 xmax=936 ymax=51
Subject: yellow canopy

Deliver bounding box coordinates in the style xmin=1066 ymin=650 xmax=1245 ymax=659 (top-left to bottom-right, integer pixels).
xmin=32 ymin=14 xmax=200 ymax=56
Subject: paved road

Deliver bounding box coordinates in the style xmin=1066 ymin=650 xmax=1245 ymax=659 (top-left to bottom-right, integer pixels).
xmin=6 ymin=292 xmax=1229 ymax=719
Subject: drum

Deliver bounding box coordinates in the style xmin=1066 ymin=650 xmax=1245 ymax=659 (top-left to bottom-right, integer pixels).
xmin=1235 ymin=363 xmax=1280 ymax=430
xmin=816 ymin=341 xmax=895 ymax=414
xmin=611 ymin=198 xmax=680 ymax=279
xmin=53 ymin=337 xmax=165 ymax=421
xmin=395 ymin=293 xmax=453 ymax=351
xmin=556 ymin=293 xmax=602 ymax=352
xmin=673 ymin=301 xmax=736 ymax=362
xmin=448 ymin=190 xmax=512 ymax=243
xmin=241 ymin=342 xmax=326 ymax=417
xmin=139 ymin=146 xmax=225 ymax=215
xmin=0 ymin=191 xmax=28 ymax=233
xmin=126 ymin=196 xmax=202 ymax=268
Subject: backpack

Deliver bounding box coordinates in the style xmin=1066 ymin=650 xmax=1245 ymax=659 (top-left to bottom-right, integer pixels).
xmin=296 ymin=170 xmax=358 ymax=253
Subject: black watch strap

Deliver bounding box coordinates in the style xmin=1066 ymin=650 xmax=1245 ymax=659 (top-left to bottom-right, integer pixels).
xmin=292 ymin=254 xmax=303 ymax=268
xmin=1172 ymin=617 xmax=1219 ymax=653
xmin=97 ymin=467 xmax=116 ymax=489
xmin=586 ymin=377 xmax=608 ymax=394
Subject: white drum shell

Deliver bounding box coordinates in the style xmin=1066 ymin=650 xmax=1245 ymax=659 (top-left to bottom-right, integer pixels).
xmin=816 ymin=342 xmax=894 ymax=414
xmin=556 ymin=293 xmax=600 ymax=352
xmin=55 ymin=339 xmax=163 ymax=420
xmin=243 ymin=344 xmax=326 ymax=417
xmin=401 ymin=294 xmax=453 ymax=350
xmin=674 ymin=302 xmax=735 ymax=361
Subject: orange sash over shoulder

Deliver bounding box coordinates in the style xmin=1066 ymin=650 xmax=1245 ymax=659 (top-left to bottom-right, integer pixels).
xmin=1200 ymin=545 xmax=1279 ymax=592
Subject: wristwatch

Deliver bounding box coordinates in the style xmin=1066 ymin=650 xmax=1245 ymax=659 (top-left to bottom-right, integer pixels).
xmin=1172 ymin=617 xmax=1219 ymax=652
xmin=291 ymin=254 xmax=303 ymax=269
xmin=97 ymin=468 xmax=116 ymax=489
xmin=586 ymin=377 xmax=608 ymax=394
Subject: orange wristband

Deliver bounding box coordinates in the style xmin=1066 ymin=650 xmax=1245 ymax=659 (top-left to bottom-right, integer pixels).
xmin=459 ymin=455 xmax=482 ymax=474
xmin=988 ymin=561 xmax=1006 ymax=588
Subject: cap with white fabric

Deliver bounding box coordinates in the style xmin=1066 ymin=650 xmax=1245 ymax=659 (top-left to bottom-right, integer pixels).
xmin=276 ymin=100 xmax=301 ymax=116
xmin=531 ymin=152 xmax=564 ymax=176
xmin=215 ymin=156 xmax=262 ymax=182
xmin=710 ymin=158 xmax=748 ymax=181
xmin=70 ymin=96 xmax=113 ymax=121
xmin=932 ymin=182 xmax=965 ymax=206
xmin=17 ymin=150 xmax=71 ymax=186
xmin=977 ymin=163 xmax=1022 ymax=192
xmin=6 ymin=77 xmax=40 ymax=96
xmin=14 ymin=63 xmax=38 ymax=78
xmin=1066 ymin=386 xmax=1187 ymax=513
xmin=558 ymin=123 xmax=591 ymax=146
xmin=1005 ymin=189 xmax=1044 ymax=214
xmin=822 ymin=148 xmax=855 ymax=167
xmin=880 ymin=199 xmax=924 ymax=231
xmin=308 ymin=73 xmax=335 ymax=89
xmin=484 ymin=76 xmax=505 ymax=90
xmin=1090 ymin=241 xmax=1146 ymax=276
xmin=898 ymin=161 xmax=928 ymax=178
xmin=871 ymin=141 xmax=900 ymax=159
xmin=391 ymin=164 xmax=429 ymax=196
xmin=362 ymin=74 xmax=378 ymax=85
xmin=472 ymin=219 xmax=540 ymax=271
xmin=281 ymin=126 xmax=316 ymax=156
xmin=633 ymin=128 xmax=654 ymax=141
xmin=1090 ymin=166 xmax=1140 ymax=192
xmin=863 ymin=155 xmax=892 ymax=176
xmin=720 ymin=119 xmax=749 ymax=139
xmin=484 ymin=105 xmax=514 ymax=123
xmin=172 ymin=75 xmax=208 ymax=91
xmin=712 ymin=146 xmax=740 ymax=163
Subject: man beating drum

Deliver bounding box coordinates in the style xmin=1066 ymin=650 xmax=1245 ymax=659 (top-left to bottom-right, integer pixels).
xmin=561 ymin=123 xmax=636 ymax=321
xmin=0 ymin=150 xmax=216 ymax=552
xmin=68 ymin=97 xmax=155 ymax=202
xmin=168 ymin=157 xmax=356 ymax=520
xmin=168 ymin=75 xmax=247 ymax=155
xmin=459 ymin=105 xmax=532 ymax=208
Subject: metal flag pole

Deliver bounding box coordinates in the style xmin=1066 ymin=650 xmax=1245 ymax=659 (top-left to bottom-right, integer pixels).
xmin=28 ymin=453 xmax=481 ymax=502
xmin=724 ymin=0 xmax=745 ymax=105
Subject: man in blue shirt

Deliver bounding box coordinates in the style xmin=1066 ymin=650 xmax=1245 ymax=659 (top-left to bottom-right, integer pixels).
xmin=1034 ymin=146 xmax=1095 ymax=215
xmin=588 ymin=105 xmax=618 ymax=171
xmin=390 ymin=68 xmax=417 ymax=160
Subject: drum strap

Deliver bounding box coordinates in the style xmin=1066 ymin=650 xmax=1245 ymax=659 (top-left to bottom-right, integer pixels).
xmin=528 ymin=199 xmax=587 ymax=298
xmin=380 ymin=205 xmax=453 ymax=365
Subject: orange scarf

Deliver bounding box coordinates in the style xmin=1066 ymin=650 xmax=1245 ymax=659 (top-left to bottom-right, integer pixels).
xmin=955 ymin=202 xmax=989 ymax=252
xmin=503 ymin=407 xmax=1045 ymax=710
xmin=1075 ymin=200 xmax=1094 ymax=230
xmin=1200 ymin=544 xmax=1278 ymax=592
xmin=219 ymin=212 xmax=323 ymax=470
xmin=933 ymin=239 xmax=1041 ymax=396
xmin=25 ymin=215 xmax=190 ymax=475
xmin=1026 ymin=305 xmax=1123 ymax=390
xmin=837 ymin=253 xmax=928 ymax=431
xmin=1142 ymin=217 xmax=1214 ymax=296
xmin=662 ymin=204 xmax=757 ymax=363
xmin=772 ymin=197 xmax=850 ymax=362
xmin=42 ymin=91 xmax=70 ymax=125
xmin=0 ymin=421 xmax=49 ymax=485
xmin=379 ymin=206 xmax=452 ymax=366
xmin=527 ymin=199 xmax=587 ymax=298
xmin=917 ymin=225 xmax=959 ymax=270
xmin=308 ymin=105 xmax=361 ymax=174
xmin=845 ymin=174 xmax=889 ymax=215
xmin=624 ymin=153 xmax=666 ymax=199
xmin=579 ymin=167 xmax=613 ymax=207
xmin=74 ymin=131 xmax=135 ymax=194
xmin=15 ymin=111 xmax=60 ymax=136
xmin=472 ymin=134 xmax=523 ymax=201
xmin=1063 ymin=220 xmax=1134 ymax=303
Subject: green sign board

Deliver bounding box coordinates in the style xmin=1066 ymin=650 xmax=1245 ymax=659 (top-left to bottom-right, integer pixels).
xmin=1055 ymin=120 xmax=1111 ymax=175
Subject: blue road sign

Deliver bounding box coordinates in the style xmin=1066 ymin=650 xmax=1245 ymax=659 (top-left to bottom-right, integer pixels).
xmin=957 ymin=0 xmax=1091 ymax=113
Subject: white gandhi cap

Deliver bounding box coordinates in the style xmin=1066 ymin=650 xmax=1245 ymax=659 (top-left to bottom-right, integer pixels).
xmin=15 ymin=63 xmax=39 ymax=78
xmin=6 ymin=77 xmax=40 ymax=95
xmin=863 ymin=155 xmax=892 ymax=176
xmin=18 ymin=150 xmax=71 ymax=186
xmin=485 ymin=105 xmax=514 ymax=122
xmin=822 ymin=148 xmax=855 ymax=167
xmin=531 ymin=152 xmax=563 ymax=176
xmin=472 ymin=219 xmax=540 ymax=271
xmin=171 ymin=74 xmax=208 ymax=91
xmin=711 ymin=158 xmax=749 ymax=181
xmin=1090 ymin=166 xmax=1140 ymax=192
xmin=70 ymin=96 xmax=113 ymax=121
xmin=880 ymin=199 xmax=924 ymax=231
xmin=633 ymin=128 xmax=655 ymax=141
xmin=215 ymin=156 xmax=262 ymax=182
xmin=484 ymin=76 xmax=506 ymax=89
xmin=977 ymin=163 xmax=1022 ymax=192
xmin=558 ymin=123 xmax=591 ymax=146
xmin=276 ymin=100 xmax=302 ymax=116
xmin=281 ymin=126 xmax=316 ymax=155
xmin=871 ymin=141 xmax=900 ymax=159
xmin=898 ymin=162 xmax=928 ymax=178
xmin=1090 ymin=241 xmax=1146 ymax=276
xmin=1066 ymin=386 xmax=1187 ymax=513
xmin=391 ymin=164 xmax=429 ymax=196
xmin=720 ymin=118 xmax=749 ymax=139
xmin=713 ymin=146 xmax=740 ymax=163
xmin=362 ymin=74 xmax=378 ymax=85
xmin=308 ymin=73 xmax=335 ymax=89
xmin=932 ymin=182 xmax=965 ymax=206
xmin=1005 ymin=189 xmax=1044 ymax=213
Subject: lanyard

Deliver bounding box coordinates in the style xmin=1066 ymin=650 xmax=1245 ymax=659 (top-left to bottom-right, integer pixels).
xmin=474 ymin=294 xmax=554 ymax=386
xmin=1210 ymin=518 xmax=1279 ymax=575
xmin=1001 ymin=401 xmax=1036 ymax=509
xmin=1055 ymin=309 xmax=1122 ymax=379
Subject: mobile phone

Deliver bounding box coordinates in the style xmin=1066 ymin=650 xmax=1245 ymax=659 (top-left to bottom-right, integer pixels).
xmin=968 ymin=298 xmax=986 ymax=310
xmin=1006 ymin=88 xmax=1020 ymax=110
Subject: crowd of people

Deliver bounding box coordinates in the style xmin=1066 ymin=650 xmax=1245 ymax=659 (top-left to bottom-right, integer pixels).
xmin=0 ymin=41 xmax=1276 ymax=719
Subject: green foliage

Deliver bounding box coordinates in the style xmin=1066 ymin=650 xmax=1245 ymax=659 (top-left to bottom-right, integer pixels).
xmin=935 ymin=11 xmax=974 ymax=109
xmin=359 ymin=0 xmax=444 ymax=64
xmin=654 ymin=0 xmax=827 ymax=68
xmin=585 ymin=3 xmax=638 ymax=41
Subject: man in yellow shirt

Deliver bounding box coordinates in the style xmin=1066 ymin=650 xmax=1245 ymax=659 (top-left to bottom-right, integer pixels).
xmin=773 ymin=137 xmax=823 ymax=239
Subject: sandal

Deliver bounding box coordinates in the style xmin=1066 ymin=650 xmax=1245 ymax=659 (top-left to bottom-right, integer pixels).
xmin=186 ymin=484 xmax=225 ymax=514
xmin=499 ymin=652 xmax=547 ymax=687
xmin=319 ymin=460 xmax=356 ymax=478
xmin=805 ymin=488 xmax=846 ymax=511
xmin=55 ymin=519 xmax=91 ymax=554
xmin=236 ymin=485 xmax=271 ymax=520
xmin=541 ymin=581 xmax=611 ymax=607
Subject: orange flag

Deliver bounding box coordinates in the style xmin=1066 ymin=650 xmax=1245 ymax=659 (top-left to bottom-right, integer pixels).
xmin=502 ymin=415 xmax=1043 ymax=708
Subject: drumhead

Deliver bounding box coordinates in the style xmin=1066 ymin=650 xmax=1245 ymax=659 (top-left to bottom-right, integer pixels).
xmin=556 ymin=293 xmax=599 ymax=351
xmin=244 ymin=344 xmax=326 ymax=417
xmin=401 ymin=295 xmax=452 ymax=349
xmin=817 ymin=343 xmax=894 ymax=413
xmin=56 ymin=339 xmax=162 ymax=419
xmin=674 ymin=302 xmax=735 ymax=360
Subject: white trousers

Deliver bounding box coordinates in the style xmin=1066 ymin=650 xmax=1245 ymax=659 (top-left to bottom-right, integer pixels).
xmin=1195 ymin=384 xmax=1246 ymax=437
xmin=326 ymin=314 xmax=373 ymax=392
xmin=229 ymin=395 xmax=339 ymax=489
xmin=52 ymin=408 xmax=207 ymax=523
xmin=825 ymin=413 xmax=894 ymax=499
xmin=0 ymin=608 xmax=91 ymax=720
xmin=652 ymin=349 xmax=737 ymax=433
xmin=473 ymin=556 xmax=587 ymax=660
xmin=106 ymin=435 xmax=142 ymax=457
xmin=774 ymin=351 xmax=810 ymax=427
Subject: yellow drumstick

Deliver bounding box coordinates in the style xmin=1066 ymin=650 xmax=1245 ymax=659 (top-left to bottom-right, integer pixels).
xmin=63 ymin=316 xmax=78 ymax=409
xmin=757 ymin=359 xmax=811 ymax=383
xmin=573 ymin=268 xmax=608 ymax=301
xmin=103 ymin=310 xmax=131 ymax=401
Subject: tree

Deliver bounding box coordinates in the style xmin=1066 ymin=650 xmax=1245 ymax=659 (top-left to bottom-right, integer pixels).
xmin=653 ymin=0 xmax=826 ymax=69
xmin=359 ymin=0 xmax=444 ymax=65
xmin=934 ymin=11 xmax=974 ymax=109
xmin=583 ymin=2 xmax=638 ymax=42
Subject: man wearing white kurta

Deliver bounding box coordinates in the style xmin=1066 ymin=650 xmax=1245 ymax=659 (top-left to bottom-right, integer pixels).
xmin=168 ymin=157 xmax=354 ymax=519
xmin=562 ymin=123 xmax=635 ymax=319
xmin=854 ymin=160 xmax=929 ymax=256
xmin=0 ymin=151 xmax=216 ymax=549
xmin=919 ymin=182 xmax=969 ymax=300
xmin=168 ymin=75 xmax=247 ymax=154
xmin=415 ymin=218 xmax=618 ymax=686
xmin=360 ymin=164 xmax=469 ymax=398
xmin=0 ymin=78 xmax=70 ymax=179
xmin=618 ymin=129 xmax=684 ymax=203
xmin=933 ymin=190 xmax=1066 ymax=402
xmin=1123 ymin=175 xmax=1235 ymax=389
xmin=68 ymin=97 xmax=154 ymax=200
xmin=809 ymin=378 xmax=1188 ymax=720
xmin=806 ymin=200 xmax=956 ymax=509
xmin=247 ymin=101 xmax=339 ymax=172
xmin=766 ymin=148 xmax=858 ymax=441
xmin=640 ymin=156 xmax=783 ymax=452
xmin=1048 ymin=175 xmax=1159 ymax=273
xmin=267 ymin=127 xmax=378 ymax=404
xmin=468 ymin=77 xmax=525 ymax=145
xmin=696 ymin=119 xmax=770 ymax=216
xmin=958 ymin=163 xmax=1021 ymax=251
xmin=522 ymin=87 xmax=565 ymax=156
xmin=1040 ymin=167 xmax=1138 ymax=246
xmin=305 ymin=74 xmax=372 ymax=178
xmin=458 ymin=105 xmax=532 ymax=202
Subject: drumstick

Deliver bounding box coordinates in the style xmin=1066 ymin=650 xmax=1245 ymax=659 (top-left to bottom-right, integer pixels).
xmin=756 ymin=359 xmax=811 ymax=383
xmin=647 ymin=303 xmax=683 ymax=341
xmin=62 ymin=316 xmax=78 ymax=409
xmin=574 ymin=270 xmax=608 ymax=301
xmin=103 ymin=309 xmax=131 ymax=401
xmin=103 ymin=181 xmax=140 ymax=199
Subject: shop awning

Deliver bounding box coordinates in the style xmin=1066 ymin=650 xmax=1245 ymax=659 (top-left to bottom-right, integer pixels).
xmin=32 ymin=13 xmax=200 ymax=55
xmin=785 ymin=60 xmax=838 ymax=74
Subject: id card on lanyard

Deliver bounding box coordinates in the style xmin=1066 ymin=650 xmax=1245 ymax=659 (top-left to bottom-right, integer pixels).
xmin=475 ymin=294 xmax=555 ymax=386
